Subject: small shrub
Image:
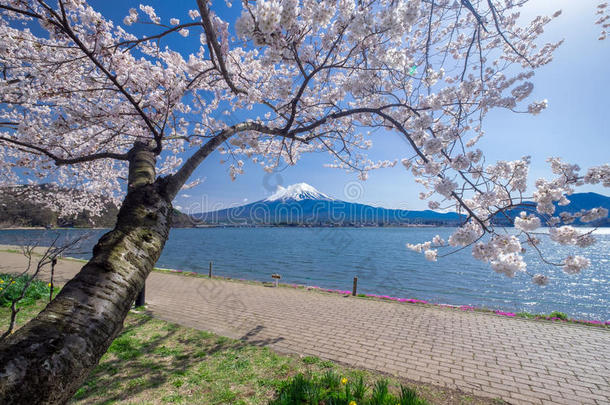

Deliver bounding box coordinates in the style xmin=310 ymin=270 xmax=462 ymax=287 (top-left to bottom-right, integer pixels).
xmin=516 ymin=312 xmax=535 ymax=319
xmin=320 ymin=360 xmax=335 ymax=368
xmin=321 ymin=370 xmax=340 ymax=390
xmin=371 ymin=379 xmax=390 ymax=404
xmin=269 ymin=373 xmax=429 ymax=405
xmin=352 ymin=375 xmax=367 ymax=401
xmin=304 ymin=381 xmax=322 ymax=404
xmin=301 ymin=356 xmax=320 ymax=364
xmin=548 ymin=311 xmax=568 ymax=320
xmin=399 ymin=385 xmax=427 ymax=405
xmin=0 ymin=273 xmax=55 ymax=307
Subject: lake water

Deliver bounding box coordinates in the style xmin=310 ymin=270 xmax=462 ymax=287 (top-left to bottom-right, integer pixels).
xmin=0 ymin=227 xmax=608 ymax=321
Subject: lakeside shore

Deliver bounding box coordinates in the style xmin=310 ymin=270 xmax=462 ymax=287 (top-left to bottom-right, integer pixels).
xmin=1 ymin=245 xmax=607 ymax=327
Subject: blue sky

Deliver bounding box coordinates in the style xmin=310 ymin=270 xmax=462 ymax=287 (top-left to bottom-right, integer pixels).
xmin=89 ymin=0 xmax=609 ymax=212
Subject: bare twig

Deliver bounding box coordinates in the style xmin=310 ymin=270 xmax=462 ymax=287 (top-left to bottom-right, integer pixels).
xmin=1 ymin=233 xmax=91 ymax=339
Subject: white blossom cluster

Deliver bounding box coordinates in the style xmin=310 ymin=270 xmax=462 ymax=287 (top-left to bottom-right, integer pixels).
xmin=580 ymin=207 xmax=609 ymax=222
xmin=471 ymin=235 xmax=526 ymax=278
xmin=448 ymin=222 xmax=483 ymax=247
xmin=584 ymin=164 xmax=610 ymax=187
xmin=255 ymin=0 xmax=282 ymax=34
xmin=434 ymin=178 xmax=458 ymax=198
xmin=406 ymin=234 xmax=444 ymax=262
xmin=532 ymin=274 xmax=549 ymax=286
xmin=549 ymin=226 xmax=597 ymax=249
xmin=123 ymin=8 xmax=138 ymax=26
xmin=559 ymin=207 xmax=609 ymax=224
xmin=563 ymin=255 xmax=591 ymax=275
xmin=138 ymin=5 xmax=161 ymax=24
xmin=490 ymin=253 xmax=527 ymax=278
xmin=514 ymin=212 xmax=541 ymax=232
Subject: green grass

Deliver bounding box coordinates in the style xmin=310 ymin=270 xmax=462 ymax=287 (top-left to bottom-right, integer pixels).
xmin=0 ymin=273 xmax=58 ymax=307
xmin=301 ymin=356 xmax=320 ymax=365
xmin=516 ymin=310 xmax=572 ymax=322
xmin=548 ymin=311 xmax=568 ymax=320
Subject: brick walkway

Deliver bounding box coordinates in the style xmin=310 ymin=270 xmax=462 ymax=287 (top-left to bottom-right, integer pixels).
xmin=1 ymin=249 xmax=609 ymax=405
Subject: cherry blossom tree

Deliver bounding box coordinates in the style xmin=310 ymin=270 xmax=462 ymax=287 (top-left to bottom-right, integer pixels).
xmin=0 ymin=0 xmax=608 ymax=403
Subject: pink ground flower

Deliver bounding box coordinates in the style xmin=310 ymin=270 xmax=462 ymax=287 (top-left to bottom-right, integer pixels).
xmin=495 ymin=311 xmax=516 ymax=317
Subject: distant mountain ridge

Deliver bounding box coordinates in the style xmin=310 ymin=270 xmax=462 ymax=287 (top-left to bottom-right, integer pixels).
xmin=195 ymin=183 xmax=464 ymax=226
xmin=3 ymin=183 xmax=606 ymax=229
xmin=194 ymin=184 xmax=610 ymax=227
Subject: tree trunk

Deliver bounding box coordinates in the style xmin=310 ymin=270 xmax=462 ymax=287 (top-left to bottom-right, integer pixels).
xmin=0 ymin=144 xmax=172 ymax=404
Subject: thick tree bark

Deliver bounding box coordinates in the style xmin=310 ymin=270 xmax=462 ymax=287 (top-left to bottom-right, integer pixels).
xmin=0 ymin=143 xmax=173 ymax=404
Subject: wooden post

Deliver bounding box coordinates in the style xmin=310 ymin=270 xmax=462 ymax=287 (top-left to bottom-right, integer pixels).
xmin=352 ymin=276 xmax=358 ymax=296
xmin=209 ymin=261 xmax=212 ymax=278
xmin=49 ymin=258 xmax=57 ymax=302
xmin=135 ymin=285 xmax=145 ymax=307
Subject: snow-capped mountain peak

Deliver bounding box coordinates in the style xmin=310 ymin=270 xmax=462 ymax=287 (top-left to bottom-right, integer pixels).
xmin=265 ymin=183 xmax=333 ymax=202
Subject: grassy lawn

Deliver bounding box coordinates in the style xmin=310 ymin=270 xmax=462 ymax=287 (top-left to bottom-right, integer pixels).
xmin=0 ymin=275 xmax=505 ymax=405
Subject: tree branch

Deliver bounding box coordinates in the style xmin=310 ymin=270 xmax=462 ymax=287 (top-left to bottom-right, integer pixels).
xmin=111 ymin=22 xmax=203 ymax=50
xmin=460 ymin=0 xmax=488 ymax=32
xmin=0 ymin=4 xmax=45 ymax=20
xmin=0 ymin=136 xmax=128 ymax=165
xmin=486 ymin=0 xmax=533 ymax=66
xmin=196 ymin=0 xmax=247 ymax=95
xmin=163 ymin=119 xmax=310 ymax=199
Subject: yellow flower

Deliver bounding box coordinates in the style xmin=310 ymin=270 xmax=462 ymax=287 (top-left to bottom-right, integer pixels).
xmin=0 ymin=279 xmax=4 ymax=283
xmin=0 ymin=287 xmax=3 ymax=291
xmin=11 ymin=281 xmax=16 ymax=284
xmin=341 ymin=377 xmax=348 ymax=385
xmin=349 ymin=401 xmax=357 ymax=405
xmin=48 ymin=283 xmax=52 ymax=287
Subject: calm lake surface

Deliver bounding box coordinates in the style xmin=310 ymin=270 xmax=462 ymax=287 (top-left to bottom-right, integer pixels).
xmin=1 ymin=227 xmax=608 ymax=321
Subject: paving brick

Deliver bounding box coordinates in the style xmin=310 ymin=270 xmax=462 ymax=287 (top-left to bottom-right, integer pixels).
xmin=510 ymin=391 xmax=542 ymax=404
xmin=479 ymin=385 xmax=512 ymax=399
xmin=518 ymin=387 xmax=551 ymax=402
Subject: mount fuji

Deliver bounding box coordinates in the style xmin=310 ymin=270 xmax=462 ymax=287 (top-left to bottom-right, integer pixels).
xmin=264 ymin=183 xmax=334 ymax=202
xmin=194 ymin=183 xmax=464 ymax=226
